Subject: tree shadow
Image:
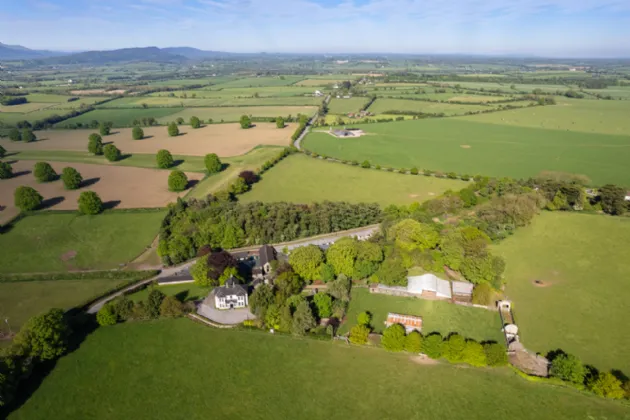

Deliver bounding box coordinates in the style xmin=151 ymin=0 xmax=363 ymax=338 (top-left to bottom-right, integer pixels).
xmin=221 ymin=163 xmax=231 ymax=171
xmin=141 ymin=135 xmax=154 ymax=140
xmin=102 ymin=200 xmax=121 ymax=210
xmin=4 ymin=152 xmax=20 ymax=157
xmin=81 ymin=177 xmax=100 ymax=188
xmin=171 ymin=159 xmax=184 ymax=168
xmin=118 ymin=154 xmax=132 ymax=161
xmin=175 ymin=290 xmax=189 ymax=302
xmin=5 ymin=160 xmax=19 ymax=165
xmin=40 ymin=196 xmax=65 ymax=209
xmin=102 ymin=141 xmax=114 ymax=145
xmin=12 ymin=170 xmax=32 ymax=178
xmin=187 ymin=179 xmax=200 ymax=189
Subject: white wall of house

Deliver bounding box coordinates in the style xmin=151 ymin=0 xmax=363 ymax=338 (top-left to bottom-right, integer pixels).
xmin=214 ymin=294 xmax=248 ymax=309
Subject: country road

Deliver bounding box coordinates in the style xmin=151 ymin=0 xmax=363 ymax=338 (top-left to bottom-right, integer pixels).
xmin=86 ymin=223 xmax=380 ymax=314
xmin=294 ymin=94 xmax=330 ymax=151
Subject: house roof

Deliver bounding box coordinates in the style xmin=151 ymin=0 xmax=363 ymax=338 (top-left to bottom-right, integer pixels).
xmin=386 ymin=313 xmax=423 ymax=330
xmin=259 ymin=245 xmax=277 ymax=265
xmin=452 ymin=281 xmax=474 ymax=296
xmin=214 ymin=276 xmax=247 ymax=298
xmin=407 ymin=274 xmax=452 ymax=298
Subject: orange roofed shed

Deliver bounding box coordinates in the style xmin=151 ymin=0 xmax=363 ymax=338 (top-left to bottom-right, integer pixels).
xmin=385 ymin=312 xmax=423 ymax=333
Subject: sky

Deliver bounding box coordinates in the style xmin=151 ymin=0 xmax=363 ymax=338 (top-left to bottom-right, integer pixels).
xmin=1 ymin=0 xmax=630 ymax=57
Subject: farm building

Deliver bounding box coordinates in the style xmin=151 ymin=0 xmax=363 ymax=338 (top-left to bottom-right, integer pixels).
xmin=370 ymin=273 xmax=476 ymax=301
xmin=385 ymin=313 xmax=423 ymax=333
xmin=329 ymin=128 xmax=365 ymax=138
xmin=452 ymin=281 xmax=474 ymax=302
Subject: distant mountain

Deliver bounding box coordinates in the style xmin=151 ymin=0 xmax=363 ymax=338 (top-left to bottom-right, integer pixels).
xmin=162 ymin=47 xmax=230 ymax=59
xmin=40 ymin=47 xmax=187 ymax=65
xmin=0 ymin=42 xmax=65 ymax=59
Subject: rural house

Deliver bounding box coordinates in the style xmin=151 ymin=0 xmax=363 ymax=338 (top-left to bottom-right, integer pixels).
xmin=385 ymin=313 xmax=423 ymax=333
xmin=213 ymin=277 xmax=248 ymax=310
xmin=259 ymin=244 xmax=277 ymax=275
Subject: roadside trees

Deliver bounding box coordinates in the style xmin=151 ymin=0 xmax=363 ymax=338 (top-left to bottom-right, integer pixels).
xmin=14 ymin=186 xmax=43 ymax=211
xmin=78 ymin=191 xmax=103 ymax=215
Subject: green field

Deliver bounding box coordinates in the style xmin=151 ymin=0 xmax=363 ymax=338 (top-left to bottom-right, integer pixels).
xmin=0 ymin=109 xmax=72 ymax=125
xmin=189 ymin=146 xmax=284 ymax=198
xmin=457 ymin=97 xmax=630 ymax=136
xmin=303 ymin=118 xmax=630 ymax=186
xmin=0 ymin=279 xmax=125 ymax=330
xmin=368 ymin=98 xmax=493 ymax=115
xmin=241 ymin=154 xmax=465 ymax=206
xmin=60 ymin=108 xmax=181 ymax=127
xmin=0 ymin=211 xmax=165 ymax=273
xmin=127 ymin=282 xmax=211 ymax=302
xmin=9 ymin=319 xmax=628 ymax=419
xmin=327 ymin=97 xmax=370 ymax=114
xmin=103 ymin=95 xmax=320 ymax=107
xmin=156 ymin=106 xmax=317 ymax=124
xmin=210 ymin=76 xmax=305 ymax=88
xmin=340 ymin=288 xmax=504 ymax=342
xmin=494 ymin=212 xmax=630 ymax=374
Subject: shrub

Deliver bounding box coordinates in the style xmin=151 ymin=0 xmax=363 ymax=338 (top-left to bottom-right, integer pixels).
xmin=160 ymin=296 xmax=185 ymax=317
xmin=14 ymin=186 xmax=43 ymax=211
xmin=112 ymin=296 xmax=134 ymax=321
xmin=349 ymin=324 xmax=370 ymax=345
xmin=240 ymin=115 xmax=251 ymax=129
xmin=132 ymin=126 xmax=144 ymax=140
xmin=96 ymin=304 xmax=118 ymax=326
xmin=549 ymin=353 xmax=586 ymax=384
xmin=447 ymin=172 xmax=458 ymax=179
xmin=0 ymin=145 xmax=5 ymax=158
xmin=78 ymin=191 xmax=103 ymax=215
xmin=0 ymin=162 xmax=13 ymax=179
xmin=21 ymin=129 xmax=36 ymax=143
xmin=168 ymin=170 xmax=188 ymax=192
xmin=422 ymin=332 xmax=443 ymax=359
xmin=9 ymin=128 xmax=21 ymax=141
xmin=361 ymin=160 xmax=371 ymax=169
xmin=103 ymin=144 xmax=121 ymax=162
xmin=351 ymin=160 xmax=359 ymax=166
xmin=229 ymin=177 xmax=249 ymax=194
xmin=88 ymin=133 xmax=103 ymax=155
xmin=483 ymin=342 xmax=508 ymax=366
xmin=61 ymin=167 xmax=83 ymax=190
xmin=167 ymin=122 xmax=179 ymax=137
xmin=176 ymin=117 xmax=184 ymax=125
xmin=33 ymin=162 xmax=57 ymax=183
xmin=444 ymin=333 xmax=466 ymax=363
xmin=147 ymin=289 xmax=166 ymax=318
xmin=472 ymin=283 xmax=494 ymax=306
xmin=238 ymin=170 xmax=258 ymax=185
xmin=156 ymin=149 xmax=174 ymax=169
xmin=405 ymin=331 xmax=423 ymax=353
xmin=381 ymin=324 xmax=406 ymax=352
xmin=313 ymin=293 xmax=333 ymax=318
xmin=410 ymin=167 xmax=419 ymax=175
xmin=275 ymin=117 xmax=285 ymax=128
xmin=99 ymin=122 xmax=111 ymax=136
xmin=204 ymin=153 xmax=222 ymax=173
xmin=588 ymin=372 xmax=625 ymax=399
xmin=190 ymin=116 xmax=201 ymax=129
xmin=357 ymin=311 xmax=371 ymax=326
xmin=462 ymin=340 xmax=487 ymax=366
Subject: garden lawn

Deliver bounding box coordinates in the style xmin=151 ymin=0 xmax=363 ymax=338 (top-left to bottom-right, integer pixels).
xmin=340 ymin=288 xmax=504 ymax=343
xmin=59 ymin=108 xmax=181 ymax=127
xmin=8 ymin=319 xmax=628 ymax=420
xmin=127 ymin=283 xmax=211 ymax=302
xmin=302 ymin=118 xmax=630 ymax=186
xmin=240 ymin=154 xmax=465 ymax=206
xmin=493 ymin=212 xmax=630 ymax=374
xmin=0 ymin=211 xmax=165 ymax=273
xmin=0 ymin=279 xmax=125 ymax=330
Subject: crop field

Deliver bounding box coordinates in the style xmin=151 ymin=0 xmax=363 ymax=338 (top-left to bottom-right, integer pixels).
xmin=1 ymin=123 xmax=293 ymax=157
xmin=340 ymin=288 xmax=504 ymax=342
xmin=327 ymin=97 xmax=370 ymax=114
xmin=189 ymin=146 xmax=284 ymax=199
xmin=303 ymin=117 xmax=630 ymax=185
xmin=240 ymin=154 xmax=465 ymax=206
xmin=9 ymin=319 xmax=627 ymax=420
xmin=368 ymin=98 xmax=494 ymax=115
xmin=156 ymin=106 xmax=317 ymax=124
xmin=0 ymin=278 xmax=125 ymax=330
xmin=59 ymin=107 xmax=182 ymax=127
xmin=0 ymin=211 xmax=164 ymax=273
xmin=210 ymin=76 xmax=305 ymax=88
xmin=103 ymin=95 xmax=321 ymax=107
xmin=0 ymin=161 xmax=202 ymax=224
xmin=494 ymin=212 xmax=630 ymax=374
xmin=456 ymin=97 xmax=630 ymax=136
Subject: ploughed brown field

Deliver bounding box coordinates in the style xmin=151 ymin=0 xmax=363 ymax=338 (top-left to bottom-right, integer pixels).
xmin=0 ymin=161 xmax=203 ymax=224
xmin=1 ymin=123 xmax=293 ymax=157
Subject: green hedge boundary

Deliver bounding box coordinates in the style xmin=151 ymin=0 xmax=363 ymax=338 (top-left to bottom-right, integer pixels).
xmin=0 ymin=269 xmax=159 ymax=284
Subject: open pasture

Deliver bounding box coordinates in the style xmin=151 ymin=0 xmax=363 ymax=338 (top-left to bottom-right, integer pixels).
xmin=303 ymin=118 xmax=630 ymax=185
xmin=240 ymin=154 xmax=465 ymax=206
xmin=0 ymin=161 xmax=202 ymax=224
xmin=145 ymin=76 xmax=239 ymax=87
xmin=456 ymin=97 xmax=630 ymax=136
xmin=584 ymin=86 xmax=630 ymax=99
xmin=156 ymin=106 xmax=316 ymax=124
xmin=2 ymin=123 xmax=293 ymax=157
xmin=295 ymin=79 xmax=345 ymax=86
xmin=494 ymin=212 xmax=630 ymax=374
xmin=9 ymin=318 xmax=627 ymax=420
xmin=368 ymin=98 xmax=493 ymax=115
xmin=210 ymin=76 xmax=305 ymax=88
xmin=0 ymin=108 xmax=75 ymax=126
xmin=327 ymin=97 xmax=370 ymax=114
xmin=59 ymin=107 xmax=182 ymax=127
xmin=0 ymin=211 xmax=164 ymax=273
xmin=105 ymin=95 xmax=321 ymax=107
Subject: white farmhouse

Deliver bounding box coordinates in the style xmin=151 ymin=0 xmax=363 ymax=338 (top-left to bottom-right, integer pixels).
xmin=214 ymin=277 xmax=248 ymax=309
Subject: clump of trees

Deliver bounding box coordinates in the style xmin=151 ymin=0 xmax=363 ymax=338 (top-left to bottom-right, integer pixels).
xmin=132 ymin=126 xmax=144 ymax=140
xmin=240 ymin=115 xmax=252 ymax=129
xmin=275 ymin=117 xmax=285 ymax=128
xmin=33 ymin=162 xmax=57 ymax=183
xmin=204 ymin=153 xmax=222 ymax=174
xmin=103 ymin=144 xmax=121 ymax=162
xmin=0 ymin=161 xmax=13 ymax=179
xmin=78 ymin=191 xmax=103 ymax=215
xmin=14 ymin=186 xmax=43 ymax=211
xmin=167 ymin=122 xmax=179 ymax=137
xmin=88 ymin=133 xmax=104 ymax=155
xmin=190 ymin=116 xmax=201 ymax=129
xmin=61 ymin=167 xmax=83 ymax=190
xmin=99 ymin=121 xmax=113 ymax=136
xmin=21 ymin=128 xmax=36 ymax=143
xmin=156 ymin=149 xmax=174 ymax=169
xmin=168 ymin=170 xmax=188 ymax=192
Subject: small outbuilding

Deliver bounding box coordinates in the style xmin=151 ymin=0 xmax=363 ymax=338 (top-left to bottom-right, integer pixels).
xmin=385 ymin=313 xmax=423 ymax=333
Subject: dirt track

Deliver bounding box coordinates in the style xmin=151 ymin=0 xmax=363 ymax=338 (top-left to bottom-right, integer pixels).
xmin=1 ymin=123 xmax=294 ymax=157
xmin=0 ymin=161 xmax=203 ymax=224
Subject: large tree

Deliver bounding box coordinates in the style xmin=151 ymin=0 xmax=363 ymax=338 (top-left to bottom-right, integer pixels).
xmin=549 ymin=353 xmax=586 ymax=384
xmin=0 ymin=145 xmax=6 ymax=158
xmin=326 ymin=238 xmax=358 ymax=277
xmin=274 ymin=269 xmax=305 ymax=303
xmin=598 ymin=184 xmax=626 ymax=215
xmin=168 ymin=170 xmax=188 ymax=192
xmin=313 ymin=293 xmax=333 ymax=318
xmin=132 ymin=126 xmax=144 ymax=140
xmin=381 ymin=324 xmax=406 ymax=352
xmin=156 ymin=149 xmax=174 ymax=169
xmin=88 ymin=133 xmax=103 ymax=155
xmin=33 ymin=162 xmax=57 ymax=183
xmin=289 ymin=245 xmax=324 ymax=282
xmin=99 ymin=122 xmax=111 ymax=136
xmin=190 ymin=116 xmax=201 ymax=129
xmin=0 ymin=162 xmax=13 ymax=179
xmin=61 ymin=167 xmax=83 ymax=190
xmin=14 ymin=186 xmax=43 ymax=211
xmin=21 ymin=129 xmax=36 ymax=143
xmin=249 ymin=284 xmax=275 ymax=319
xmin=388 ymin=219 xmax=439 ymax=251
xmin=147 ymin=289 xmax=166 ymax=319
xmin=291 ymin=300 xmax=316 ymax=336
xmin=78 ymin=191 xmax=103 ymax=215
xmin=8 ymin=128 xmax=21 ymax=141
xmin=204 ymin=153 xmax=222 ymax=174
xmin=239 ymin=115 xmax=252 ymax=129
xmin=103 ymin=144 xmax=121 ymax=162
xmin=167 ymin=122 xmax=179 ymax=137
xmin=13 ymin=308 xmax=69 ymax=361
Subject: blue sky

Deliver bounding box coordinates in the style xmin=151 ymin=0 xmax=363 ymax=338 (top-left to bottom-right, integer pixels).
xmin=1 ymin=0 xmax=629 ymax=57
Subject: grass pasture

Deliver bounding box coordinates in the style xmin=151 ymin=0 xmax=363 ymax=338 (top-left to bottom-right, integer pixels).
xmin=59 ymin=107 xmax=181 ymax=127
xmin=303 ymin=118 xmax=630 ymax=186
xmin=295 ymin=79 xmax=345 ymax=86
xmin=368 ymin=98 xmax=493 ymax=115
xmin=240 ymin=154 xmax=465 ymax=206
xmin=9 ymin=319 xmax=628 ymax=420
xmin=0 ymin=211 xmax=164 ymax=273
xmin=127 ymin=283 xmax=211 ymax=302
xmin=210 ymin=76 xmax=305 ymax=88
xmin=104 ymin=95 xmax=321 ymax=108
xmin=155 ymin=106 xmax=317 ymax=124
xmin=494 ymin=212 xmax=630 ymax=374
xmin=0 ymin=109 xmax=73 ymax=126
xmin=340 ymin=288 xmax=504 ymax=342
xmin=327 ymin=97 xmax=370 ymax=114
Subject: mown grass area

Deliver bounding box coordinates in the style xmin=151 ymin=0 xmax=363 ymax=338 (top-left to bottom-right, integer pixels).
xmin=493 ymin=212 xmax=630 ymax=374
xmin=340 ymin=288 xmax=504 ymax=342
xmin=456 ymin=97 xmax=630 ymax=136
xmin=0 ymin=211 xmax=165 ymax=273
xmin=368 ymin=98 xmax=494 ymax=115
xmin=303 ymin=118 xmax=630 ymax=186
xmin=156 ymin=106 xmax=317 ymax=124
xmin=127 ymin=283 xmax=211 ymax=302
xmin=327 ymin=97 xmax=370 ymax=114
xmin=0 ymin=279 xmax=125 ymax=330
xmin=11 ymin=150 xmax=207 ymax=172
xmin=189 ymin=146 xmax=284 ymax=198
xmin=9 ymin=319 xmax=628 ymax=420
xmin=59 ymin=108 xmax=181 ymax=127
xmin=240 ymin=154 xmax=465 ymax=206
xmin=0 ymin=109 xmax=69 ymax=126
